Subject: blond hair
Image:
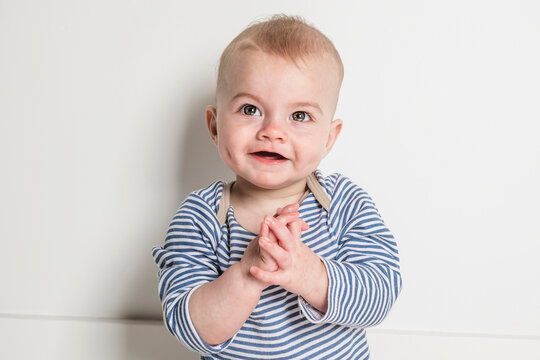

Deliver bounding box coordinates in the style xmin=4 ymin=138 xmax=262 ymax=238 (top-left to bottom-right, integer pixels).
xmin=216 ymin=14 xmax=344 ymax=93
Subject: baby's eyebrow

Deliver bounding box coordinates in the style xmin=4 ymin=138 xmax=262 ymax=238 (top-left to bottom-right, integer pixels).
xmin=291 ymin=101 xmax=323 ymax=114
xmin=231 ymin=92 xmax=323 ymax=114
xmin=231 ymin=92 xmax=261 ymax=103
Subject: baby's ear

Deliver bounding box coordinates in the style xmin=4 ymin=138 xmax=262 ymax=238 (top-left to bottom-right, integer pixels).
xmin=205 ymin=105 xmax=218 ymax=145
xmin=325 ymin=118 xmax=343 ymax=154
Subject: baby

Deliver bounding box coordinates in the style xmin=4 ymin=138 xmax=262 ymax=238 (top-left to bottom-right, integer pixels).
xmin=153 ymin=14 xmax=402 ymax=359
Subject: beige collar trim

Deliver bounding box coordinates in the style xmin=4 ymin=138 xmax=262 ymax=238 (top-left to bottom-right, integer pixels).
xmin=216 ymin=172 xmax=330 ymax=226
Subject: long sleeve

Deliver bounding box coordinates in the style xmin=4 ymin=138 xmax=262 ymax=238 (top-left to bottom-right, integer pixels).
xmin=299 ymin=174 xmax=402 ymax=327
xmin=152 ymin=186 xmax=235 ymax=354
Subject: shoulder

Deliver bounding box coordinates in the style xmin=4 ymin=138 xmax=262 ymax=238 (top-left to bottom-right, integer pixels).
xmin=186 ymin=180 xmax=226 ymax=210
xmin=314 ymin=170 xmax=379 ymax=218
xmin=313 ymin=170 xmax=368 ymax=202
xmin=173 ymin=180 xmax=227 ymax=226
xmin=162 ymin=181 xmax=227 ymax=254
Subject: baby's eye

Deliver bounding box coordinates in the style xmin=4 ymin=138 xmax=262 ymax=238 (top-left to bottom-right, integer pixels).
xmin=291 ymin=111 xmax=311 ymax=122
xmin=241 ymin=104 xmax=261 ymax=116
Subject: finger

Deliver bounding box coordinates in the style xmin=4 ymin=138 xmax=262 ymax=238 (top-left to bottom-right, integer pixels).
xmin=287 ymin=219 xmax=303 ymax=241
xmin=250 ymin=266 xmax=282 ymax=285
xmin=259 ymin=236 xmax=292 ymax=268
xmin=269 ymin=214 xmax=307 ymax=233
xmin=260 ymin=221 xmax=276 ymax=242
xmin=249 ymin=266 xmax=270 ymax=283
xmin=299 ymin=218 xmax=309 ymax=231
xmin=283 ymin=203 xmax=300 ymax=212
xmin=274 ymin=208 xmax=296 ymax=219
xmin=274 ymin=203 xmax=299 ymax=216
xmin=260 ymin=221 xmax=268 ymax=238
xmin=267 ymin=230 xmax=278 ymax=244
xmin=265 ymin=216 xmax=295 ymax=252
xmin=273 ymin=212 xmax=299 ymax=226
xmin=261 ymin=221 xmax=279 ymax=243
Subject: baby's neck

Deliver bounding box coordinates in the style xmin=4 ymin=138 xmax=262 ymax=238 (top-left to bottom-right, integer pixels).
xmin=229 ymin=177 xmax=308 ymax=234
xmin=233 ymin=177 xmax=306 ymax=206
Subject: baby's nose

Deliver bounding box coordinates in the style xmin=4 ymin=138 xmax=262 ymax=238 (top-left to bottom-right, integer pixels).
xmin=257 ymin=118 xmax=287 ymax=142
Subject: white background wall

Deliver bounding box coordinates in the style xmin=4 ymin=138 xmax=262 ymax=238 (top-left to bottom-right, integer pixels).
xmin=1 ymin=0 xmax=539 ymax=359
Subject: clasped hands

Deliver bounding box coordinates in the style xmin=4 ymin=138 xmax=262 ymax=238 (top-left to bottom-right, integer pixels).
xmin=240 ymin=203 xmax=328 ymax=311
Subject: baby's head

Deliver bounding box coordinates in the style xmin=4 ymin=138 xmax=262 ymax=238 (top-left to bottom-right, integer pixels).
xmin=207 ymin=15 xmax=344 ymax=190
xmin=216 ymin=15 xmax=344 ymax=107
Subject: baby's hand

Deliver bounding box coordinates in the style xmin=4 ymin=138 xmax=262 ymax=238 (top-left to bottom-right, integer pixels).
xmin=273 ymin=203 xmax=309 ymax=229
xmin=268 ymin=203 xmax=309 ymax=246
xmin=240 ymin=204 xmax=307 ymax=289
xmin=249 ymin=209 xmax=327 ymax=311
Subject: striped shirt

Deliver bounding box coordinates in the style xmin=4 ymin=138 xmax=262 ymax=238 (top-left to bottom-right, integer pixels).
xmin=152 ymin=170 xmax=402 ymax=359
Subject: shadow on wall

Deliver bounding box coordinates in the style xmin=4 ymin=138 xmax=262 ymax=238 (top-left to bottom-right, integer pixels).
xmin=177 ymin=94 xmax=234 ymax=196
xmin=122 ymin=87 xmax=232 ymax=357
xmin=128 ymin=89 xmax=233 ymax=318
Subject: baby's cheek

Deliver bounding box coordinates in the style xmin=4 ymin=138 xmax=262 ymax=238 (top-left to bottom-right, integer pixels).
xmin=299 ymin=151 xmax=325 ymax=170
xmin=217 ymin=145 xmax=234 ymax=166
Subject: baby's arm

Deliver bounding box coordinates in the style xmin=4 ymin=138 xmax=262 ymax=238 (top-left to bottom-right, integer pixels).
xmin=154 ymin=195 xmax=309 ymax=352
xmin=188 ymin=247 xmax=265 ymax=346
xmin=313 ymin=178 xmax=401 ymax=328
xmin=189 ymin=206 xmax=306 ymax=346
xmin=251 ymin=177 xmax=402 ymax=327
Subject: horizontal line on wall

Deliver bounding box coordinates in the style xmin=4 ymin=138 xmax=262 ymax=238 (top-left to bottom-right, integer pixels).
xmin=1 ymin=312 xmax=539 ymax=341
xmin=368 ymin=328 xmax=540 ymax=341
xmin=0 ymin=312 xmax=163 ymax=325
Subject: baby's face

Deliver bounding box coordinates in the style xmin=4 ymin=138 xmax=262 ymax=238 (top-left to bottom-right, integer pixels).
xmin=207 ymin=48 xmax=342 ymax=190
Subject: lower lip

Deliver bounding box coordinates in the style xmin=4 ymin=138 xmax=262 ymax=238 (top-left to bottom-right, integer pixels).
xmin=250 ymin=153 xmax=289 ymax=164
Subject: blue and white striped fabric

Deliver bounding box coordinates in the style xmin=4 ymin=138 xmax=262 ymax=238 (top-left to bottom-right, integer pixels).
xmin=152 ymin=170 xmax=402 ymax=359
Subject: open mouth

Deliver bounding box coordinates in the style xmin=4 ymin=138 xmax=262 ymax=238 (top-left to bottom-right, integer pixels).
xmin=252 ymin=151 xmax=287 ymax=160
